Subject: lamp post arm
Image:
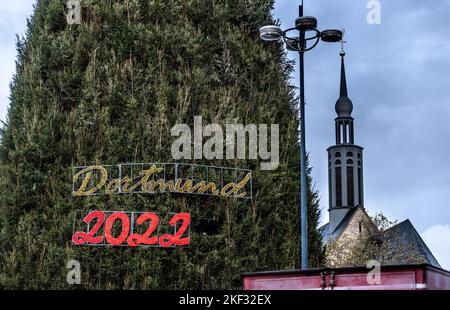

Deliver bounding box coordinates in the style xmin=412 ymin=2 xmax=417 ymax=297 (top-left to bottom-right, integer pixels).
xmin=284 ymin=39 xmax=300 ymax=52
xmin=303 ymin=35 xmax=320 ymax=52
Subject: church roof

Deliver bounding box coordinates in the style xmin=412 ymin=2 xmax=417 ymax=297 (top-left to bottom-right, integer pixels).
xmin=321 ymin=213 xmax=441 ymax=268
xmin=320 ymin=207 xmax=358 ymax=243
xmin=383 ymin=219 xmax=441 ymax=268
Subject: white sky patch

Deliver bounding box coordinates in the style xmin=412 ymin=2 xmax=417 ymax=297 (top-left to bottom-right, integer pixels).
xmin=421 ymin=225 xmax=450 ymax=271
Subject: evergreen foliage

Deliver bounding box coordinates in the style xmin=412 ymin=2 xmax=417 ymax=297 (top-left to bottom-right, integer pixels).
xmin=0 ymin=0 xmax=323 ymax=289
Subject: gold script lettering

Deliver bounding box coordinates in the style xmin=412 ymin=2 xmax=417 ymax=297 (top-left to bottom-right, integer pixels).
xmin=73 ymin=166 xmax=108 ymax=196
xmin=230 ymin=173 xmax=252 ymax=198
xmin=72 ymin=164 xmax=250 ymax=198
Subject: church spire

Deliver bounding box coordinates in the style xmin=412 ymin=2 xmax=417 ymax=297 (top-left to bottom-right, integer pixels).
xmin=340 ymin=51 xmax=348 ymax=97
xmin=335 ymin=50 xmax=353 ymax=118
xmin=327 ymin=47 xmax=365 ymax=233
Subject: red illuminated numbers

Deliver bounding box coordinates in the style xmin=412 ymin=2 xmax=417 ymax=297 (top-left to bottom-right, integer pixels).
xmin=159 ymin=213 xmax=191 ymax=247
xmin=72 ymin=211 xmax=190 ymax=247
xmin=72 ymin=211 xmax=105 ymax=245
xmin=127 ymin=213 xmax=159 ymax=246
xmin=105 ymin=212 xmax=130 ymax=246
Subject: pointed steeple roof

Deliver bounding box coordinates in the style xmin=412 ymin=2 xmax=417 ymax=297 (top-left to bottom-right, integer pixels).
xmin=335 ymin=51 xmax=353 ymax=118
xmin=340 ymin=51 xmax=348 ymax=97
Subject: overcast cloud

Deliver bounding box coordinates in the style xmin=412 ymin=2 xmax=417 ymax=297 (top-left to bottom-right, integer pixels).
xmin=0 ymin=0 xmax=449 ymax=269
xmin=273 ymin=0 xmax=450 ymax=269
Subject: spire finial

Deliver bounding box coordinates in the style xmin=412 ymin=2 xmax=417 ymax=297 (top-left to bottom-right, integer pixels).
xmin=340 ymin=28 xmax=346 ymax=56
xmin=335 ymin=31 xmax=353 ymax=118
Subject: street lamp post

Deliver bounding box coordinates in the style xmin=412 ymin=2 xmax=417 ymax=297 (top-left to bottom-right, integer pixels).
xmin=259 ymin=1 xmax=343 ymax=269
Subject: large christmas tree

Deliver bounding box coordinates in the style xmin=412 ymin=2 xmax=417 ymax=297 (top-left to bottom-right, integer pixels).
xmin=0 ymin=0 xmax=323 ymax=289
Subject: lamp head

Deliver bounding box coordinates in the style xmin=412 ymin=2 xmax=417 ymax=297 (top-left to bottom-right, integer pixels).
xmin=321 ymin=29 xmax=343 ymax=43
xmin=295 ymin=16 xmax=317 ymax=31
xmin=259 ymin=25 xmax=283 ymax=42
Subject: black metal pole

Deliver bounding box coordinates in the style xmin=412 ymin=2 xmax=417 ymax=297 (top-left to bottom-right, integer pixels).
xmin=298 ymin=1 xmax=309 ymax=270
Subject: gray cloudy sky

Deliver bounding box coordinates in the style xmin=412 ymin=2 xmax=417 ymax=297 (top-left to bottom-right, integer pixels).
xmin=0 ymin=1 xmax=449 ymax=269
xmin=274 ymin=0 xmax=450 ymax=269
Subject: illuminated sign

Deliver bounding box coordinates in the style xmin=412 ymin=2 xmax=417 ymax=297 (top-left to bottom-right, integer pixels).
xmin=72 ymin=163 xmax=252 ymax=199
xmin=70 ymin=163 xmax=252 ymax=248
xmin=72 ymin=210 xmax=190 ymax=248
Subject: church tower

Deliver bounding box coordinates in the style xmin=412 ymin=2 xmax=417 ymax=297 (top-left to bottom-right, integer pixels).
xmin=327 ymin=50 xmax=364 ymax=232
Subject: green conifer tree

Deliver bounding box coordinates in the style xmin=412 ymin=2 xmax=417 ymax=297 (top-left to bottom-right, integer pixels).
xmin=0 ymin=0 xmax=323 ymax=289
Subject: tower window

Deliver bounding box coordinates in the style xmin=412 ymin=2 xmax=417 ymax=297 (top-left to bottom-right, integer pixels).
xmin=347 ymin=159 xmax=353 ymax=165
xmin=346 ymin=122 xmax=351 ymax=143
xmin=357 ymin=153 xmax=361 ymax=159
xmin=347 ymin=166 xmax=354 ymax=207
xmin=335 ymin=160 xmax=341 ymax=166
xmin=350 ymin=122 xmax=355 ymax=144
xmin=335 ymin=167 xmax=342 ymax=207
xmin=347 ymin=151 xmax=353 ymax=157
xmin=328 ymin=169 xmax=332 ymax=210
xmin=359 ymin=221 xmax=362 ymax=235
xmin=358 ymin=167 xmax=363 ymax=206
xmin=335 ymin=152 xmax=341 ymax=158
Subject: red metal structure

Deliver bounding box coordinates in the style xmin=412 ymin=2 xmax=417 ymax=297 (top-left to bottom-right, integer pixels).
xmin=242 ymin=264 xmax=450 ymax=290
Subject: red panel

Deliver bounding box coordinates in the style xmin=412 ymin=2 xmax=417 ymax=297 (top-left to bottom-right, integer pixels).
xmin=245 ymin=275 xmax=323 ymax=290
xmin=426 ymin=269 xmax=450 ymax=290
xmin=333 ymin=271 xmax=416 ymax=290
xmin=243 ymin=266 xmax=450 ymax=290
